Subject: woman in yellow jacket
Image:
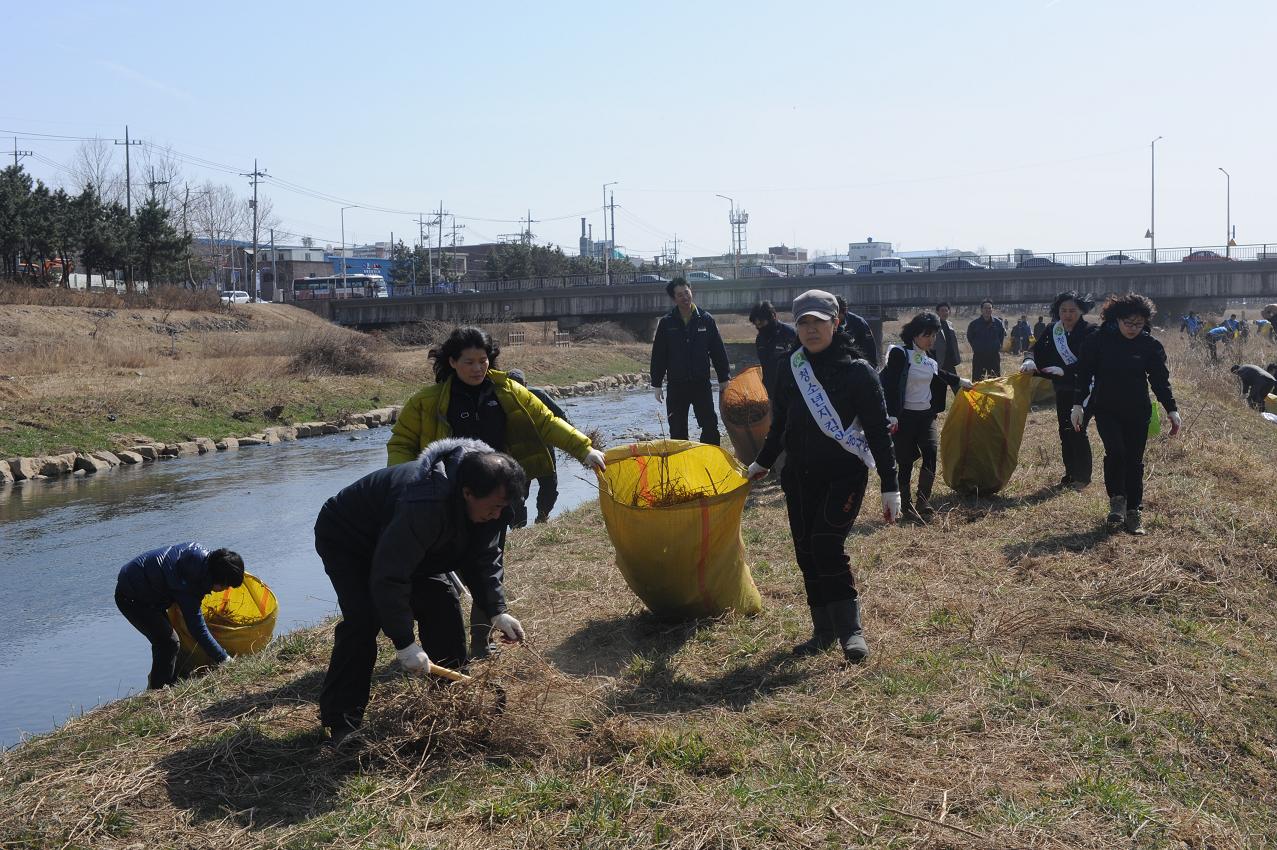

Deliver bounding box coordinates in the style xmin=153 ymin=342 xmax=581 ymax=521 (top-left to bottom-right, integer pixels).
xmin=387 ymin=325 xmax=606 ymax=658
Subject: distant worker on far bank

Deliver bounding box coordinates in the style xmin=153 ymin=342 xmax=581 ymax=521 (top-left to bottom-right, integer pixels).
xmin=650 ymin=277 xmax=731 ymax=445
xmin=967 ymin=299 xmax=1006 ymax=380
xmin=1231 ymin=363 xmax=1277 ymax=410
xmin=114 ymin=543 xmax=245 ymax=690
xmin=749 ymin=301 xmax=797 ymax=397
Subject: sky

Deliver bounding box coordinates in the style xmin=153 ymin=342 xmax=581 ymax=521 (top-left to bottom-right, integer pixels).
xmin=5 ymin=0 xmax=1275 ymax=261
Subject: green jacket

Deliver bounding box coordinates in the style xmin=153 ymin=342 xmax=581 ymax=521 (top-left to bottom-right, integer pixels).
xmin=386 ymin=370 xmax=591 ymax=478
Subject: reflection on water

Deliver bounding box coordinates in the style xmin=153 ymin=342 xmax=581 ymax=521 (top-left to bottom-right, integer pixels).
xmin=0 ymin=387 xmax=658 ymax=747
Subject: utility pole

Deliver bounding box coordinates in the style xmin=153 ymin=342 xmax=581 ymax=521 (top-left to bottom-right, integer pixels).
xmin=241 ymin=159 xmax=267 ymax=301
xmin=269 ymin=227 xmax=277 ymax=301
xmin=438 ymin=200 xmax=446 ymax=284
xmin=1218 ymin=167 xmax=1231 ymax=257
xmin=1147 ymin=136 xmax=1162 ymax=263
xmin=114 ymin=126 xmax=141 ymax=290
xmin=602 ymin=181 xmax=617 ymax=284
xmin=672 ymin=233 xmax=680 ymax=265
xmin=12 ymin=137 xmax=32 ymax=168
xmin=609 ymin=191 xmax=616 ymax=267
xmin=146 ymin=179 xmax=169 ymax=203
xmin=414 ymin=213 xmax=429 ymax=288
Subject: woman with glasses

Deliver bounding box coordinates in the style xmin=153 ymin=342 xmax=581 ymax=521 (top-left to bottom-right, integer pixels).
xmin=1071 ymin=294 xmax=1181 ymax=535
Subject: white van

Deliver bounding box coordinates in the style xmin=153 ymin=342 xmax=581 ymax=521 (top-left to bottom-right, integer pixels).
xmin=869 ymin=257 xmax=920 ymax=274
xmin=220 ymin=290 xmax=251 ymax=304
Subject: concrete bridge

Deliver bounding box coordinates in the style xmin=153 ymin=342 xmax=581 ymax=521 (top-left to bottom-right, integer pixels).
xmin=293 ymin=260 xmax=1277 ymax=338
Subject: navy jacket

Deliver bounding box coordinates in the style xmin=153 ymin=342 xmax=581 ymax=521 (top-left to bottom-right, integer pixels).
xmin=116 ymin=542 xmax=228 ymax=663
xmin=879 ymin=345 xmax=962 ymax=417
xmin=966 ymin=317 xmax=1006 ymax=355
xmin=839 ymin=311 xmax=879 ymax=367
xmin=754 ymin=320 xmax=798 ymax=395
xmin=314 ymin=438 xmax=509 ymax=651
xmin=1073 ymin=322 xmax=1177 ymax=416
xmin=650 ymin=306 xmax=730 ymax=386
xmin=935 ymin=320 xmax=962 ymax=372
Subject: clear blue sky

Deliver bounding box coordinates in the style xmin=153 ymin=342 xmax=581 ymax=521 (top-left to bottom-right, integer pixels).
xmin=6 ymin=0 xmax=1274 ymax=259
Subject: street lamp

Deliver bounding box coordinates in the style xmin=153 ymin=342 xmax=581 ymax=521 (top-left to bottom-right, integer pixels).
xmin=340 ymin=205 xmax=359 ymax=289
xmin=1146 ymin=136 xmax=1162 ymax=263
xmin=715 ymin=194 xmax=737 ymax=278
xmin=602 ymin=181 xmax=617 ymax=284
xmin=1218 ymin=167 xmax=1231 ymax=257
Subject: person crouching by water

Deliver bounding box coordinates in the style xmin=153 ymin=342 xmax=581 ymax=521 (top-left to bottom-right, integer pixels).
xmin=115 ymin=543 xmax=245 ymax=689
xmin=1071 ymin=293 xmax=1181 ymax=535
xmin=1020 ymin=291 xmax=1099 ymax=488
xmin=314 ymin=439 xmax=528 ymax=745
xmin=880 ymin=312 xmax=972 ymax=521
xmin=746 ymin=289 xmax=902 ymax=663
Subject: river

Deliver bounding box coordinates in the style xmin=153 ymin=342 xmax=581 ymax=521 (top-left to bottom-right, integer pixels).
xmin=0 ymin=387 xmax=663 ymax=748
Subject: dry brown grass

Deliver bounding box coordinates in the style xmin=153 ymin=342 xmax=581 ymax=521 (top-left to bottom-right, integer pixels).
xmin=0 ymin=282 xmax=222 ymax=311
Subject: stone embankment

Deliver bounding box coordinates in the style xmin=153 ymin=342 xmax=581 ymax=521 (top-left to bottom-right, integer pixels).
xmin=0 ymin=371 xmax=649 ymax=486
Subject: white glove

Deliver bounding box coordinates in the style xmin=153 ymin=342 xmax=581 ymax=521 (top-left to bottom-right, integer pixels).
xmin=653 ymin=386 xmax=664 ymax=404
xmin=882 ymin=491 xmax=902 ymax=523
xmin=1042 ymin=366 xmax=1065 ymax=377
xmin=1168 ymin=410 xmax=1182 ymax=436
xmin=584 ymin=448 xmax=606 ymax=471
xmin=746 ymin=462 xmax=769 ymax=481
xmin=1019 ymin=360 xmax=1037 ymax=374
xmin=490 ymin=612 xmax=525 ymax=642
xmin=959 ymin=378 xmax=974 ymax=390
xmin=1070 ymin=404 xmax=1084 ymax=431
xmin=395 ymin=642 xmax=430 ymax=674
xmin=886 ymin=415 xmax=899 ymax=435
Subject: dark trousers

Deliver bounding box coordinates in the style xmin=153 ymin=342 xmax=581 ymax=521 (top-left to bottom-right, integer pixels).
xmin=510 ymin=473 xmax=559 ymax=527
xmin=316 ymin=537 xmax=465 ymax=729
xmin=893 ymin=409 xmax=938 ymax=510
xmin=972 ymin=351 xmax=1001 ymax=380
xmin=1053 ymin=386 xmax=1093 ymax=483
xmin=1094 ymin=409 xmax=1150 ymax=511
xmin=780 ymin=463 xmax=868 ymax=607
xmin=666 ymin=378 xmax=720 ymax=445
xmin=115 ymin=588 xmax=180 ymax=690
xmin=1247 ymin=378 xmax=1275 ymax=410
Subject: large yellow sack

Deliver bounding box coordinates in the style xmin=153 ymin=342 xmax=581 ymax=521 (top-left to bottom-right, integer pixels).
xmin=720 ymin=366 xmax=772 ymax=466
xmin=940 ymin=374 xmax=1041 ymax=495
xmin=598 ymin=440 xmax=762 ymax=618
xmin=168 ymin=572 xmax=279 ymax=672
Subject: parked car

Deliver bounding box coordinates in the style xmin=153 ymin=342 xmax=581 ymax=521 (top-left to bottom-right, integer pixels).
xmin=854 ymin=263 xmax=873 ymax=275
xmin=1093 ymin=254 xmax=1146 ymax=266
xmin=220 ymin=290 xmax=250 ymax=304
xmin=740 ymin=265 xmax=788 ymax=278
xmin=635 ymin=274 xmax=672 ymax=283
xmin=1181 ymin=250 xmax=1232 ymax=263
xmin=685 ymin=270 xmax=724 ymax=281
xmin=870 ymin=257 xmax=921 ymax=274
xmin=803 ymin=261 xmax=854 ymax=276
xmin=935 ymin=258 xmax=988 ymax=272
xmin=1016 ymin=257 xmax=1069 ymax=269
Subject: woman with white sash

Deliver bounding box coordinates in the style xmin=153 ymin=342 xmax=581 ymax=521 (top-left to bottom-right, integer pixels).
xmin=746 ymin=290 xmax=901 ymax=663
xmin=1019 ymin=291 xmax=1098 ymax=488
xmin=880 ymin=312 xmax=972 ymax=521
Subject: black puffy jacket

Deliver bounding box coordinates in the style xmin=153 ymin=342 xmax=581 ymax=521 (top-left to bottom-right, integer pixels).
xmin=1073 ymin=322 xmax=1177 ymax=416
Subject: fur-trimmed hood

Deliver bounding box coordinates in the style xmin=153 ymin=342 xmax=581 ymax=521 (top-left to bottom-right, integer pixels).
xmin=406 ymin=437 xmax=495 ymax=502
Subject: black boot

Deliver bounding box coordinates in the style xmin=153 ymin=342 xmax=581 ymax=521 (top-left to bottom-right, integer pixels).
xmin=829 ymin=598 xmax=870 ymax=663
xmin=792 ymin=604 xmax=837 ymax=656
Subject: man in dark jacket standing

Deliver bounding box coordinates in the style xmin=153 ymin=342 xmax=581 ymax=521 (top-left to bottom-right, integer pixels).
xmin=507 ymin=368 xmax=567 ymax=524
xmin=967 ymin=299 xmax=1006 ymax=380
xmin=934 ymin=302 xmax=962 ymax=375
xmin=835 ymin=295 xmax=879 ymax=367
xmin=313 ymin=438 xmax=528 ymax=743
xmin=115 ymin=543 xmax=245 ymax=689
xmin=651 ymin=278 xmax=730 ymax=444
xmin=749 ymin=301 xmax=798 ymax=396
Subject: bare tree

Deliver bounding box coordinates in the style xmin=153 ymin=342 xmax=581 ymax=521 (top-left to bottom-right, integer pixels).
xmin=68 ymin=139 xmax=122 ymax=205
xmin=190 ymin=181 xmax=245 ymax=289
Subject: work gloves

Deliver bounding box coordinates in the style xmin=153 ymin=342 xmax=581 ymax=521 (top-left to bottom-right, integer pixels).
xmin=1070 ymin=404 xmax=1085 ymax=431
xmin=395 ymin=642 xmax=431 ymax=674
xmin=1168 ymin=411 xmax=1182 ymax=435
xmin=886 ymin=415 xmax=899 ymax=435
xmin=882 ymin=491 xmax=902 ymax=523
xmin=491 ymin=613 xmax=525 ymax=642
xmin=1019 ymin=360 xmax=1038 ymax=374
xmin=960 ymin=378 xmax=974 ymax=390
xmin=584 ymin=448 xmax=607 ymax=471
xmin=746 ymin=462 xmax=769 ymax=481
xmin=653 ymin=386 xmax=665 ymax=404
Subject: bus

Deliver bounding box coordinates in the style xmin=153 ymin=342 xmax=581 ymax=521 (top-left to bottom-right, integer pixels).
xmin=291 ymin=273 xmax=388 ymax=300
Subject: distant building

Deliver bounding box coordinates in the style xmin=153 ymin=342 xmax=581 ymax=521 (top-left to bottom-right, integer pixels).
xmin=847 ymin=238 xmax=893 ymax=262
xmin=768 ymin=245 xmax=808 ymax=261
xmin=259 ymin=246 xmax=329 ymax=299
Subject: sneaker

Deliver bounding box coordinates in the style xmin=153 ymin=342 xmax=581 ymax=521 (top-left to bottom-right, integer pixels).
xmin=1106 ymin=495 xmax=1126 ymax=525
xmin=1124 ymin=510 xmax=1145 ymax=536
xmin=1057 ymin=475 xmax=1074 ymax=488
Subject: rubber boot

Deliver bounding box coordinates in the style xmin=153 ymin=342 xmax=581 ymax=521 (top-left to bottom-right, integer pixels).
xmin=792 ymin=605 xmax=837 ymax=656
xmin=1125 ymin=509 xmax=1145 ymax=536
xmin=1106 ymin=495 xmax=1126 ymax=525
xmin=829 ymin=598 xmax=870 ymax=663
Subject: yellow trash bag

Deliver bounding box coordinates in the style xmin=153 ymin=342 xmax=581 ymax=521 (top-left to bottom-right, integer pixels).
xmin=940 ymin=374 xmax=1040 ymax=495
xmin=1266 ymin=393 xmax=1277 ymax=414
xmin=598 ymin=440 xmax=762 ymax=618
xmin=168 ymin=572 xmax=279 ymax=672
xmin=720 ymin=366 xmax=772 ymax=466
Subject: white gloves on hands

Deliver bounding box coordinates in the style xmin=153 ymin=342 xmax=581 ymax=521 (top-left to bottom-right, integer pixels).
xmin=882 ymin=491 xmax=902 ymax=523
xmin=746 ymin=462 xmax=769 ymax=481
xmin=396 ymin=642 xmax=431 ymax=674
xmin=960 ymin=378 xmax=974 ymax=390
xmin=1042 ymin=366 xmax=1065 ymax=377
xmin=886 ymin=415 xmax=899 ymax=435
xmin=1168 ymin=411 xmax=1182 ymax=436
xmin=491 ymin=613 xmax=525 ymax=642
xmin=1070 ymin=404 xmax=1084 ymax=431
xmin=584 ymin=448 xmax=606 ymax=471
xmin=653 ymin=386 xmax=665 ymax=404
xmin=1019 ymin=360 xmax=1037 ymax=374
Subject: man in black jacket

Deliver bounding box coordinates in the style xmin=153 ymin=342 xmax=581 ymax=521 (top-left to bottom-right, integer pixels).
xmin=934 ymin=302 xmax=962 ymax=375
xmin=967 ymin=299 xmax=1006 ymax=380
xmin=749 ymin=301 xmax=798 ymax=396
xmin=835 ymin=294 xmax=879 ymax=367
xmin=650 ymin=278 xmax=731 ymax=444
xmin=313 ymin=438 xmax=527 ymax=743
xmin=507 ymin=368 xmax=568 ymax=524
xmin=1231 ymin=363 xmax=1277 ymax=410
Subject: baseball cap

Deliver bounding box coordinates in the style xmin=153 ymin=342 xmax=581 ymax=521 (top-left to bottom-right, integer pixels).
xmin=793 ymin=289 xmax=839 ymax=321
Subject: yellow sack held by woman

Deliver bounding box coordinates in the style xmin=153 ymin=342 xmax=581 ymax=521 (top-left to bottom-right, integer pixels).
xmin=940 ymin=374 xmax=1039 ymax=495
xmin=720 ymin=365 xmax=772 ymax=466
xmin=168 ymin=572 xmax=279 ymax=673
xmin=598 ymin=440 xmax=762 ymax=618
